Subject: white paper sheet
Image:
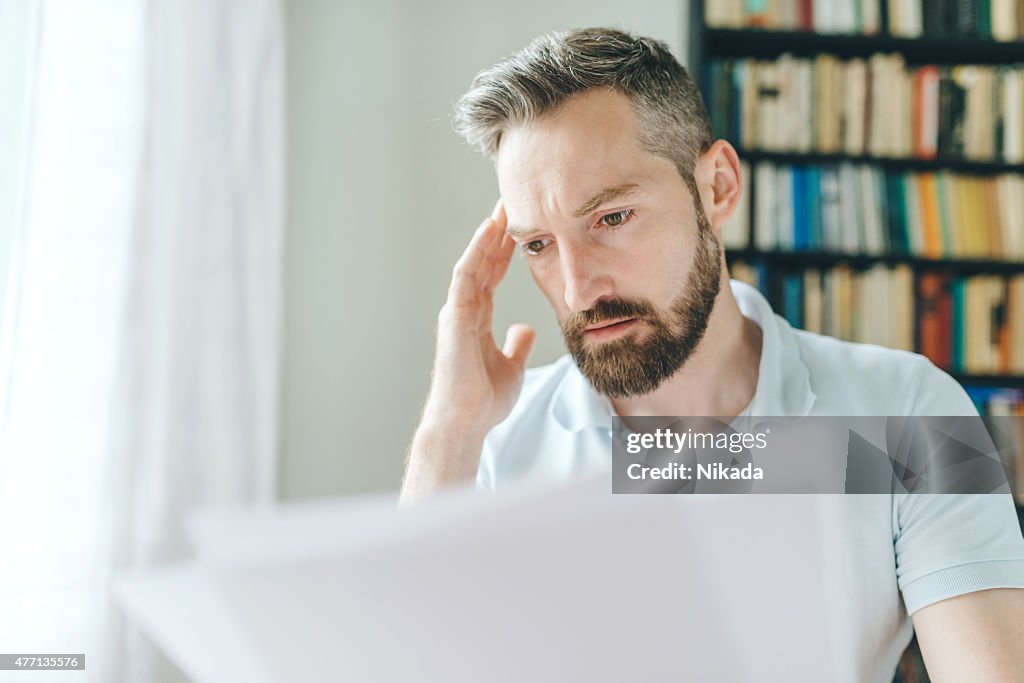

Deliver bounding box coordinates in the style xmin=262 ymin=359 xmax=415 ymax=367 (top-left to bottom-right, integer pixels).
xmin=117 ymin=473 xmax=854 ymax=683
xmin=113 ymin=565 xmax=271 ymax=683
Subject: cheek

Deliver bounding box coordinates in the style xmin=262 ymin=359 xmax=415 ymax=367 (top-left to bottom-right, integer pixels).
xmin=633 ymin=230 xmax=695 ymax=300
xmin=527 ymin=259 xmax=570 ymax=320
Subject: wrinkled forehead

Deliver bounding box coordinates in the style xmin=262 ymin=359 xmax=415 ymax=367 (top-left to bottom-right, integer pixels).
xmin=494 ymin=90 xmax=670 ymax=225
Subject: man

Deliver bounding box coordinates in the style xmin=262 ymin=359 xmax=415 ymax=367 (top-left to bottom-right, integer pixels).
xmin=400 ymin=28 xmax=1024 ymax=680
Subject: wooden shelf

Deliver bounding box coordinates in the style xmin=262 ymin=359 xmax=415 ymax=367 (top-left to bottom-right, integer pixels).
xmin=701 ymin=27 xmax=1024 ymax=65
xmin=733 ymin=148 xmax=1024 ymax=176
xmin=726 ymin=249 xmax=1024 ymax=274
xmin=949 ymin=373 xmax=1024 ymax=389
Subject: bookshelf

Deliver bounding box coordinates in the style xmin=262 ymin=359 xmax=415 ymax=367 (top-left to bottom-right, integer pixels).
xmin=735 ymin=148 xmax=1024 ymax=176
xmin=726 ymin=248 xmax=1024 ymax=275
xmin=687 ymin=1 xmax=1024 ymax=680
xmin=687 ymin=0 xmax=1024 ymax=400
xmin=699 ymin=27 xmax=1024 ymax=64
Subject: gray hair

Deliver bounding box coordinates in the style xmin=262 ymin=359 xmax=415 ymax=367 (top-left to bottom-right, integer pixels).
xmin=452 ymin=27 xmax=714 ymax=185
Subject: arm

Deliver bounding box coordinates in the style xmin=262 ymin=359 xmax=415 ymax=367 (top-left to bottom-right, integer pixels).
xmin=400 ymin=421 xmax=488 ymax=503
xmin=913 ymin=588 xmax=1024 ymax=682
xmin=898 ymin=364 xmax=1024 ymax=680
xmin=399 ymin=199 xmax=535 ymax=505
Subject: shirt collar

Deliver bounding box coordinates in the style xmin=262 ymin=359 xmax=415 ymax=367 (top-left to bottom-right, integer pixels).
xmin=552 ymin=279 xmax=817 ymax=431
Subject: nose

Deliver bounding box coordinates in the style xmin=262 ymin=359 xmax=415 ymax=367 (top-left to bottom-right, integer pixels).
xmin=559 ymin=241 xmax=613 ymax=313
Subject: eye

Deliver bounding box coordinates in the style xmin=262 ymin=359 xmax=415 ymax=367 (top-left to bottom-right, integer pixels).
xmin=522 ymin=238 xmax=551 ymax=256
xmin=599 ymin=209 xmax=635 ymax=228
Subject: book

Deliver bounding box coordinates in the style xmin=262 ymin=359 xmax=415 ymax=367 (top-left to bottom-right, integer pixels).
xmin=750 ymin=162 xmax=1024 ymax=261
xmin=726 ymin=259 xmax=1024 ymax=378
xmin=706 ymin=0 xmax=1024 ymax=38
xmin=706 ymin=55 xmax=1023 ymax=164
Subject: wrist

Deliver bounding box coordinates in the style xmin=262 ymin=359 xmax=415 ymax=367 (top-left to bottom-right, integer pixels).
xmin=404 ymin=419 xmax=488 ymax=497
xmin=417 ymin=406 xmax=492 ymax=444
xmin=414 ymin=417 xmax=489 ymax=450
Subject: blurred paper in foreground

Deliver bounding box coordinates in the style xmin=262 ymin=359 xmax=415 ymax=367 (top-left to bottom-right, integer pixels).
xmin=116 ymin=474 xmax=853 ymax=682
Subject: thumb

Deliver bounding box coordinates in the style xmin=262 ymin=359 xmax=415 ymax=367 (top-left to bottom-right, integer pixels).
xmin=502 ymin=323 xmax=535 ymax=370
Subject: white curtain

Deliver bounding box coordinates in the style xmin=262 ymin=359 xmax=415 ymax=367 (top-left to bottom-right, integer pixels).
xmin=0 ymin=1 xmax=284 ymax=681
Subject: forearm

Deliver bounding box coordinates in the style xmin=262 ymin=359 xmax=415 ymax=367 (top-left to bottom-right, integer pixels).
xmin=398 ymin=423 xmax=486 ymax=506
xmin=914 ymin=588 xmax=1024 ymax=682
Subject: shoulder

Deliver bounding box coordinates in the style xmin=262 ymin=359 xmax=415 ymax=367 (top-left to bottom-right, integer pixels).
xmin=791 ymin=327 xmax=975 ymax=416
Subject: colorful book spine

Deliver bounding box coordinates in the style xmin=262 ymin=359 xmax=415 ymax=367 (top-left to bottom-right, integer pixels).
xmin=705 ymin=56 xmax=1024 ymax=164
xmin=748 ymin=162 xmax=1024 ymax=262
xmin=705 ymin=0 xmax=1024 ymax=40
xmin=727 ymin=264 xmax=1024 ymax=375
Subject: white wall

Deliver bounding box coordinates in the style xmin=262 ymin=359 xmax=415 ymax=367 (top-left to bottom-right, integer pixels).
xmin=281 ymin=0 xmax=689 ymax=499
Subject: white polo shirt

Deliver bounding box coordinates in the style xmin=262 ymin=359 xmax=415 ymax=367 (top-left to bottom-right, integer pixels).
xmin=477 ymin=279 xmax=1024 ymax=683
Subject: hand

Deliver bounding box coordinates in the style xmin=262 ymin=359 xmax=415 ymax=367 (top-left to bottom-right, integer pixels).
xmin=423 ymin=198 xmax=536 ymax=438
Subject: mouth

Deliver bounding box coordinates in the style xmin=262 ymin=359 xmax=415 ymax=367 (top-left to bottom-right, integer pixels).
xmin=585 ymin=317 xmax=634 ymax=332
xmin=583 ymin=317 xmax=638 ymax=341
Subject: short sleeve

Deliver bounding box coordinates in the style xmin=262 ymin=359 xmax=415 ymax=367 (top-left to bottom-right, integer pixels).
xmin=895 ymin=493 xmax=1024 ymax=615
xmin=893 ymin=359 xmax=1024 ymax=615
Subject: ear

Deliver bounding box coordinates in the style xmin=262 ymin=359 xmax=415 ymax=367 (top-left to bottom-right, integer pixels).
xmin=695 ymin=140 xmax=742 ymax=236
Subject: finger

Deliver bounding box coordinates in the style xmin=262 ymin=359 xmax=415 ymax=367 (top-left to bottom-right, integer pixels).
xmin=484 ymin=231 xmax=516 ymax=294
xmin=463 ymin=216 xmax=502 ymax=273
xmin=491 ymin=197 xmax=506 ymax=228
xmin=476 ymin=199 xmax=507 ymax=288
xmin=502 ymin=323 xmax=536 ymax=370
xmin=478 ymin=286 xmax=494 ymax=335
xmin=447 ymin=217 xmax=502 ymax=303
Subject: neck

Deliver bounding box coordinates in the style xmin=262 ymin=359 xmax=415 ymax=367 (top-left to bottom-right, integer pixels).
xmin=609 ymin=275 xmax=762 ymax=419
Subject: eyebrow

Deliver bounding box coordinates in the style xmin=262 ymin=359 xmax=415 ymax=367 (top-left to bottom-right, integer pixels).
xmin=505 ymin=182 xmax=642 ymax=240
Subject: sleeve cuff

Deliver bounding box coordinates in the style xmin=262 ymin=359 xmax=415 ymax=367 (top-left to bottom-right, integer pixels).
xmin=901 ymin=558 xmax=1024 ymax=615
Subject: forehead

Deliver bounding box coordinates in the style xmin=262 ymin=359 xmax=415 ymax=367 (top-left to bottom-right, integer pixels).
xmin=495 ymin=88 xmax=670 ymax=219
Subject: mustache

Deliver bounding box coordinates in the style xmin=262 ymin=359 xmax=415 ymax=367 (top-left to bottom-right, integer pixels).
xmin=563 ymin=297 xmax=656 ymax=337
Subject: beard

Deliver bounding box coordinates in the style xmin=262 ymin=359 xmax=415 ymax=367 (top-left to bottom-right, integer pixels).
xmin=562 ymin=194 xmax=722 ymax=399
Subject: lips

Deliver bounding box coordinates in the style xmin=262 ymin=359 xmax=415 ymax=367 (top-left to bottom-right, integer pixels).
xmin=584 ymin=317 xmax=635 ymax=332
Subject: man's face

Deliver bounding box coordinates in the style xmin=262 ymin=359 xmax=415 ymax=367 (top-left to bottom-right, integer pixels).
xmin=496 ymin=88 xmax=722 ymax=399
